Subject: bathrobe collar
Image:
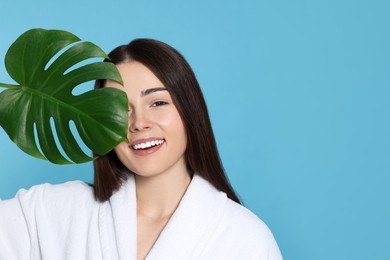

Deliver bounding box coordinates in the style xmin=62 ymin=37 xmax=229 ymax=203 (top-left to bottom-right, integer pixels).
xmin=105 ymin=174 xmax=228 ymax=260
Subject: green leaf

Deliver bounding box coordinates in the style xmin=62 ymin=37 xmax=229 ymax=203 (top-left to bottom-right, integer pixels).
xmin=0 ymin=28 xmax=128 ymax=164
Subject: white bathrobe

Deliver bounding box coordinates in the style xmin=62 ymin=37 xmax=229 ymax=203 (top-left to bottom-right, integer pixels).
xmin=0 ymin=174 xmax=282 ymax=260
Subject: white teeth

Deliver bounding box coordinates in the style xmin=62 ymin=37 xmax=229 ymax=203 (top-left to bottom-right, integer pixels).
xmin=132 ymin=139 xmax=164 ymax=150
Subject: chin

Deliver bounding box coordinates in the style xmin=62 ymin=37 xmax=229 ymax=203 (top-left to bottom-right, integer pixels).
xmin=129 ymin=166 xmax=167 ymax=178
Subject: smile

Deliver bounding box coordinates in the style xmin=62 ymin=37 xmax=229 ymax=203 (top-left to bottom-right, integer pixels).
xmin=132 ymin=139 xmax=165 ymax=150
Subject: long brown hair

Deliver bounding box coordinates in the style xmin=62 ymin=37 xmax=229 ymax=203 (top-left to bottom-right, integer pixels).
xmin=93 ymin=39 xmax=240 ymax=204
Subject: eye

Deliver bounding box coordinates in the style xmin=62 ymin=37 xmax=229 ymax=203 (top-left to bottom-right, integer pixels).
xmin=152 ymin=101 xmax=168 ymax=107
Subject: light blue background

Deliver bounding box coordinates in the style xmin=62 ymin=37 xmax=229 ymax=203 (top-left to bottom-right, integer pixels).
xmin=1 ymin=1 xmax=389 ymax=259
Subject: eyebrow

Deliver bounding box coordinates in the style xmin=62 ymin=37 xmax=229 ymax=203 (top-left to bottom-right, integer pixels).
xmin=141 ymin=87 xmax=168 ymax=97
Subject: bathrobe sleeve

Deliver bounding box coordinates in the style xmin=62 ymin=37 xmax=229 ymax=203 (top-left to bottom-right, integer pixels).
xmin=216 ymin=201 xmax=282 ymax=260
xmin=192 ymin=195 xmax=282 ymax=260
xmin=0 ymin=181 xmax=101 ymax=260
xmin=0 ymin=194 xmax=31 ymax=260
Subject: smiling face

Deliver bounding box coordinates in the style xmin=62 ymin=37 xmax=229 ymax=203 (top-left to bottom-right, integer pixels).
xmin=106 ymin=61 xmax=188 ymax=178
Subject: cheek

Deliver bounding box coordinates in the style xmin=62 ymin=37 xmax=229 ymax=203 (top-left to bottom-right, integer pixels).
xmin=114 ymin=142 xmax=129 ymax=159
xmin=164 ymin=113 xmax=186 ymax=139
xmin=171 ymin=118 xmax=187 ymax=149
xmin=174 ymin=116 xmax=187 ymax=139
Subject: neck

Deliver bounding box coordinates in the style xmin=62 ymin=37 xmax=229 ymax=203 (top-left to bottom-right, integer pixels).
xmin=135 ymin=168 xmax=192 ymax=219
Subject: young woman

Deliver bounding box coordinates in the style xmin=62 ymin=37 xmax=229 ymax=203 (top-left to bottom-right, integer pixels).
xmin=0 ymin=39 xmax=282 ymax=260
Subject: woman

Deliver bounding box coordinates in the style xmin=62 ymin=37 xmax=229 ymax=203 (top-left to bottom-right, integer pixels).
xmin=0 ymin=39 xmax=282 ymax=259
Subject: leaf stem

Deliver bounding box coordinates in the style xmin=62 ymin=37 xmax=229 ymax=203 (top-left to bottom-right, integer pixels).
xmin=0 ymin=83 xmax=20 ymax=89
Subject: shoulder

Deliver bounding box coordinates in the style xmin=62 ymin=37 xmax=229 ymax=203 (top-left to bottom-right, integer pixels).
xmin=16 ymin=180 xmax=97 ymax=214
xmin=221 ymin=199 xmax=275 ymax=239
xmin=217 ymin=198 xmax=283 ymax=259
xmin=224 ymin=199 xmax=273 ymax=236
xmin=17 ymin=180 xmax=94 ymax=200
xmin=193 ymin=174 xmax=281 ymax=255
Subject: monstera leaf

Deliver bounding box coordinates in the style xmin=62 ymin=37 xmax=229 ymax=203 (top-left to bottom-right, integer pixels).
xmin=0 ymin=29 xmax=128 ymax=164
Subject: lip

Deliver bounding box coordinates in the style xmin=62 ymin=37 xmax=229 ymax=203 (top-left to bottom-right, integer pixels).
xmin=130 ymin=137 xmax=164 ymax=146
xmin=129 ymin=137 xmax=165 ymax=156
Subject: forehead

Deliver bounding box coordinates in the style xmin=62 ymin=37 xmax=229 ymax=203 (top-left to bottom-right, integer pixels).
xmin=105 ymin=61 xmax=164 ymax=91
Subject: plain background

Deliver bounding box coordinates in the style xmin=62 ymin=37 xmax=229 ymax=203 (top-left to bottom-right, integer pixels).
xmin=0 ymin=0 xmax=389 ymax=259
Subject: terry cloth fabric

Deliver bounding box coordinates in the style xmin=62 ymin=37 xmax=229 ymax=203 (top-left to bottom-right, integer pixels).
xmin=0 ymin=174 xmax=282 ymax=260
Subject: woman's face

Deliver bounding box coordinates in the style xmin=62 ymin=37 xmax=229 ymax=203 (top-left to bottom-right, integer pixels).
xmin=106 ymin=61 xmax=188 ymax=178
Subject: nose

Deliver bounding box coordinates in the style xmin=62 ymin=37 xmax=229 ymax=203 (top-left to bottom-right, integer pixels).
xmin=129 ymin=109 xmax=152 ymax=132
